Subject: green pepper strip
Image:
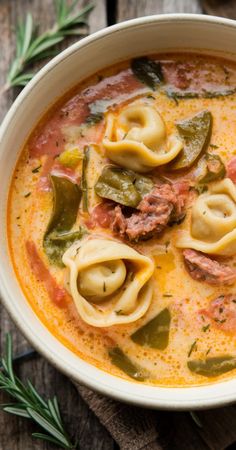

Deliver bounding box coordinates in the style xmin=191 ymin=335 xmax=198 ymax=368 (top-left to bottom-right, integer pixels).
xmin=187 ymin=355 xmax=236 ymax=377
xmin=166 ymin=87 xmax=236 ymax=100
xmin=198 ymin=152 xmax=226 ymax=184
xmin=108 ymin=347 xmax=146 ymax=381
xmin=43 ymin=175 xmax=82 ymax=266
xmin=131 ymin=308 xmax=171 ymax=350
xmin=170 ymin=110 xmax=213 ymax=171
xmin=95 ymin=165 xmax=153 ymax=208
xmin=131 ymin=57 xmax=163 ymax=90
xmin=82 ymin=146 xmax=90 ymax=212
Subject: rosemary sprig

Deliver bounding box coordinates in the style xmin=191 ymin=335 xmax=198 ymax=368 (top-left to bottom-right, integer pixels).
xmin=0 ymin=334 xmax=77 ymax=449
xmin=189 ymin=411 xmax=203 ymax=428
xmin=1 ymin=0 xmax=94 ymax=94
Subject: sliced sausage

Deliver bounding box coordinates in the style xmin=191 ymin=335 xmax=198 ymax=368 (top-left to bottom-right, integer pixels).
xmin=111 ymin=181 xmax=188 ymax=241
xmin=183 ymin=249 xmax=236 ymax=286
xmin=200 ymin=294 xmax=236 ymax=333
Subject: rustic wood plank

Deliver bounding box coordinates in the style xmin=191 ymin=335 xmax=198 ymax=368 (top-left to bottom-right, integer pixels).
xmin=169 ymin=413 xmax=209 ymax=450
xmin=89 ymin=0 xmax=107 ymax=32
xmin=117 ymin=0 xmax=202 ymax=21
xmin=0 ymin=1 xmax=114 ymax=449
xmin=1 ymin=1 xmax=232 ymax=449
xmin=202 ymin=0 xmax=236 ymax=19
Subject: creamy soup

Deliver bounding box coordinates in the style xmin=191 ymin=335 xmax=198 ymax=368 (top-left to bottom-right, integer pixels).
xmin=8 ymin=53 xmax=236 ymax=386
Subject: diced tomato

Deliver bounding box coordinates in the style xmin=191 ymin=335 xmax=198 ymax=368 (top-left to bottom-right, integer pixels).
xmin=199 ymin=294 xmax=236 ymax=333
xmin=86 ymin=202 xmax=114 ymax=229
xmin=227 ymin=157 xmax=236 ymax=183
xmin=38 ymin=156 xmax=54 ymax=191
xmin=38 ymin=157 xmax=79 ymax=192
xmin=29 ymin=69 xmax=141 ymax=159
xmin=26 ymin=241 xmax=69 ymax=307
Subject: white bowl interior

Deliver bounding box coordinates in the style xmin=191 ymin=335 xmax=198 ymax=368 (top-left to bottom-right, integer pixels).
xmin=1 ymin=14 xmax=236 ymax=409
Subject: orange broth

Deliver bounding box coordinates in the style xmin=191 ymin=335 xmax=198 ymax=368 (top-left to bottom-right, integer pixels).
xmin=8 ymin=53 xmax=236 ymax=386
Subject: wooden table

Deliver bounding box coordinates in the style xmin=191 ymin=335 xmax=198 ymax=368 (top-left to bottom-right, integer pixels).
xmin=0 ymin=1 xmax=234 ymax=449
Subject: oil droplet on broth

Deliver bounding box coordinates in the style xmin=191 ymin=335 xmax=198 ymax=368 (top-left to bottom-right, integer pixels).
xmin=154 ymin=252 xmax=176 ymax=291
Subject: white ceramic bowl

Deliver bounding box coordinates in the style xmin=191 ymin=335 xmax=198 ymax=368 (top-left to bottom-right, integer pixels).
xmin=2 ymin=14 xmax=236 ymax=410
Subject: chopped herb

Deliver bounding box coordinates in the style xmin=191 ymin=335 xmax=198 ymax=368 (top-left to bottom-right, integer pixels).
xmin=24 ymin=192 xmax=31 ymax=198
xmin=209 ymin=144 xmax=219 ymax=149
xmin=156 ymin=265 xmax=162 ymax=269
xmin=86 ymin=99 xmax=113 ymax=125
xmin=206 ymin=347 xmax=212 ymax=356
xmin=129 ymin=272 xmax=135 ymax=281
xmin=171 ymin=93 xmax=179 ymax=106
xmin=115 ymin=310 xmax=125 ymax=316
xmin=188 ymin=339 xmax=197 ymax=358
xmin=232 ymin=299 xmax=236 ymax=303
xmin=166 ymin=88 xmax=199 ymax=100
xmin=214 ymin=318 xmax=226 ymax=324
xmin=203 ymin=211 xmax=206 ymax=215
xmin=131 ymin=57 xmax=163 ymax=90
xmin=16 ymin=216 xmax=20 ymax=220
xmin=86 ymin=111 xmax=104 ymax=125
xmin=202 ymin=324 xmax=210 ymax=332
xmin=75 ymin=246 xmax=81 ymax=255
xmin=55 ymin=141 xmax=59 ymax=147
xmin=219 ymin=307 xmax=224 ymax=314
xmin=32 ymin=165 xmax=41 ymax=173
xmin=203 ymin=87 xmax=236 ymax=98
xmin=103 ymin=282 xmax=106 ymax=292
xmin=163 ymin=294 xmax=173 ymax=298
xmin=194 ymin=184 xmax=208 ymax=195
xmin=146 ymin=94 xmax=155 ymax=99
xmin=164 ymin=241 xmax=170 ymax=252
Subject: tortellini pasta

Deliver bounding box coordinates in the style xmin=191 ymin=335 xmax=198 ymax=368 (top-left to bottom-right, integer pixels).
xmin=177 ymin=178 xmax=236 ymax=255
xmin=103 ymin=105 xmax=183 ymax=172
xmin=62 ymin=237 xmax=154 ymax=327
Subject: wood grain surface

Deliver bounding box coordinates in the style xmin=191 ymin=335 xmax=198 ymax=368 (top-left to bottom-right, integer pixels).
xmin=0 ymin=1 xmax=233 ymax=449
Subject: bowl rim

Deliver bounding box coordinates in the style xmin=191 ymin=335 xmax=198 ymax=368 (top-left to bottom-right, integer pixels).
xmin=2 ymin=13 xmax=236 ymax=410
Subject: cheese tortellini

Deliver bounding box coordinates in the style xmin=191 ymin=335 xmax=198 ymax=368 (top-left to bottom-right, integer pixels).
xmin=62 ymin=237 xmax=154 ymax=327
xmin=177 ymin=178 xmax=236 ymax=255
xmin=103 ymin=105 xmax=183 ymax=172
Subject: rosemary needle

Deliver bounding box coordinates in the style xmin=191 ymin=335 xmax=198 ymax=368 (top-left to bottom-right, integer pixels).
xmin=1 ymin=0 xmax=94 ymax=94
xmin=0 ymin=334 xmax=77 ymax=449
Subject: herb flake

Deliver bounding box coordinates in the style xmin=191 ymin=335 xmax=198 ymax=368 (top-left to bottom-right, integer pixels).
xmin=32 ymin=165 xmax=42 ymax=173
xmin=188 ymin=339 xmax=197 ymax=358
